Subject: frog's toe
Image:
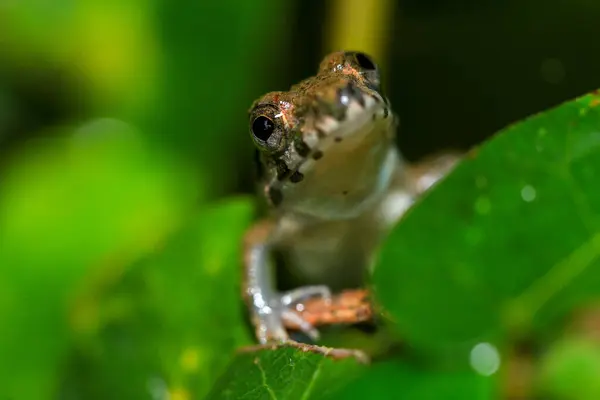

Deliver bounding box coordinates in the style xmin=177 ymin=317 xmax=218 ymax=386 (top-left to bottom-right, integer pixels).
xmin=281 ymin=285 xmax=331 ymax=306
xmin=253 ymin=286 xmax=331 ymax=344
xmin=255 ymin=311 xmax=290 ymax=344
xmin=281 ymin=309 xmax=320 ymax=340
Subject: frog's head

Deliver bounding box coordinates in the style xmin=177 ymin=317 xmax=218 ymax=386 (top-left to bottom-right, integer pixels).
xmin=248 ymin=51 xmax=399 ymax=219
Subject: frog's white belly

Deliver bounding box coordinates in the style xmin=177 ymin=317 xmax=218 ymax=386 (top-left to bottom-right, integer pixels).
xmin=278 ymin=217 xmax=381 ymax=289
xmin=274 ymin=161 xmax=416 ymax=290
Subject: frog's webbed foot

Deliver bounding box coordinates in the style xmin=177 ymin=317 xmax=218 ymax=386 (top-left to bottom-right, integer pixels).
xmin=253 ymin=285 xmax=332 ymax=344
xmin=244 ymin=220 xmax=333 ymax=344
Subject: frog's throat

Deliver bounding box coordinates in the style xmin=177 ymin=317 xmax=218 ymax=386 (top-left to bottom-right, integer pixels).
xmin=264 ymin=95 xmax=397 ymax=218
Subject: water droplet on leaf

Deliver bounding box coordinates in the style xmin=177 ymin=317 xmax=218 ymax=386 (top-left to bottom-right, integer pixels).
xmin=521 ymin=185 xmax=536 ymax=202
xmin=470 ymin=342 xmax=501 ymax=376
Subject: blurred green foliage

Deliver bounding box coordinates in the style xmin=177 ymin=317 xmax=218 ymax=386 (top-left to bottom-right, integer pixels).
xmin=1 ymin=1 xmax=287 ymax=398
xmin=538 ymin=336 xmax=600 ymax=400
xmin=61 ymin=197 xmax=254 ymax=399
xmin=2 ymin=0 xmax=600 ymax=399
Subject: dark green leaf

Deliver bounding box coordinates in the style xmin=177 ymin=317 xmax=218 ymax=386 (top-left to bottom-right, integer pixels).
xmin=374 ymin=90 xmax=600 ymax=347
xmin=154 ymin=1 xmax=292 ymax=194
xmin=331 ymin=360 xmax=494 ymax=400
xmin=207 ymin=343 xmax=367 ymax=400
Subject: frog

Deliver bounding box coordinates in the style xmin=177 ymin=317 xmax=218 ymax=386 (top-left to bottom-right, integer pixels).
xmin=243 ymin=51 xmax=460 ymax=344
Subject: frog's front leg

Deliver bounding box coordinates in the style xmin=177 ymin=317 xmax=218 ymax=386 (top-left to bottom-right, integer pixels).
xmin=378 ymin=152 xmax=462 ymax=231
xmin=242 ymin=219 xmax=331 ymax=344
xmin=407 ymin=152 xmax=462 ymax=195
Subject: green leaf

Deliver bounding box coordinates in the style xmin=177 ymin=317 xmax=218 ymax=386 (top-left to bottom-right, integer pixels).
xmin=62 ymin=197 xmax=255 ymax=400
xmin=537 ymin=336 xmax=600 ymax=400
xmin=374 ymin=90 xmax=600 ymax=347
xmin=207 ymin=343 xmax=368 ymax=400
xmin=331 ymin=360 xmax=494 ymax=400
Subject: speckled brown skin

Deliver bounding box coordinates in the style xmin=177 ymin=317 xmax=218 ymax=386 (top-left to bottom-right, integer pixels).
xmin=282 ymin=289 xmax=373 ymax=330
xmin=244 ymin=51 xmax=461 ymax=345
xmin=248 ymin=51 xmax=392 ymax=211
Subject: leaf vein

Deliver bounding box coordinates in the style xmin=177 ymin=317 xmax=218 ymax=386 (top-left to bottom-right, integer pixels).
xmin=299 ymin=350 xmax=328 ymax=400
xmin=255 ymin=357 xmax=277 ymax=400
xmin=515 ymin=233 xmax=600 ymax=318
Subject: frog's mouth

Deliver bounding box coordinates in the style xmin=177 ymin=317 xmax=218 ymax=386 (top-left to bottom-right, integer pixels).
xmin=273 ymin=84 xmax=398 ymax=219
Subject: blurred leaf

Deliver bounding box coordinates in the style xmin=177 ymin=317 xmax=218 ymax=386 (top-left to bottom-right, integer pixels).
xmin=0 ymin=0 xmax=158 ymax=116
xmin=1 ymin=1 xmax=293 ymax=194
xmin=1 ymin=119 xmax=199 ymax=263
xmin=62 ymin=197 xmax=255 ymax=400
xmin=537 ymin=336 xmax=600 ymax=400
xmin=0 ymin=120 xmax=198 ymax=399
xmin=331 ymin=360 xmax=494 ymax=400
xmin=325 ymin=0 xmax=394 ymax=67
xmin=374 ymin=89 xmax=600 ymax=348
xmin=154 ymin=1 xmax=292 ymax=193
xmin=69 ymin=0 xmax=160 ymax=114
xmin=207 ymin=343 xmax=367 ymax=400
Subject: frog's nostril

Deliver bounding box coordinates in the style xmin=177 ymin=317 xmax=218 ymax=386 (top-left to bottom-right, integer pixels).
xmin=337 ymin=82 xmax=365 ymax=108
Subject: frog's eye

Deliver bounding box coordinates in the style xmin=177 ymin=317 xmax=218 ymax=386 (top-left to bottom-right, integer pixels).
xmin=353 ymin=52 xmax=377 ymax=71
xmin=342 ymin=51 xmax=381 ymax=89
xmin=343 ymin=51 xmax=378 ymax=72
xmin=251 ymin=115 xmax=275 ymax=141
xmin=249 ymin=103 xmax=286 ymax=153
